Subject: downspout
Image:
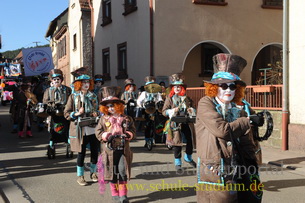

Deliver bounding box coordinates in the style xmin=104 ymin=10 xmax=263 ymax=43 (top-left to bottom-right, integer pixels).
xmin=88 ymin=0 xmax=95 ymax=76
xmin=149 ymin=0 xmax=154 ymax=76
xmin=282 ymin=0 xmax=289 ymax=150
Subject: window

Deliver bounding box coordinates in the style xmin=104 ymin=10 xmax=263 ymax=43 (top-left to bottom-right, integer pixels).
xmin=123 ymin=0 xmax=137 ymax=16
xmin=57 ymin=36 xmax=66 ymax=59
xmin=261 ymin=0 xmax=283 ymax=9
xmin=199 ymin=44 xmax=222 ymax=77
xmin=116 ymin=42 xmax=128 ymax=79
xmin=192 ymin=0 xmax=227 ymax=6
xmin=73 ymin=34 xmax=77 ymax=50
xmin=101 ymin=0 xmax=112 ymax=26
xmin=102 ymin=48 xmax=111 ymax=80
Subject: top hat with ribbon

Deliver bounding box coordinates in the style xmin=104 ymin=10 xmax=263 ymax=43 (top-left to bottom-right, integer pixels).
xmin=100 ymin=86 xmax=124 ymax=105
xmin=49 ymin=69 xmax=63 ymax=80
xmin=73 ymin=74 xmax=91 ymax=83
xmin=204 ymin=53 xmax=247 ymax=86
xmin=169 ymin=73 xmax=187 ymax=88
xmin=94 ymin=74 xmax=104 ymax=85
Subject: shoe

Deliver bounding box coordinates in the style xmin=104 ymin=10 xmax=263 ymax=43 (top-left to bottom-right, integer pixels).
xmin=91 ymin=173 xmax=98 ymax=182
xmin=119 ymin=195 xmax=129 ymax=203
xmin=185 ymin=160 xmax=197 ymax=168
xmin=175 ymin=165 xmax=183 ymax=173
xmin=26 ymin=131 xmax=33 ymax=137
xmin=77 ymin=176 xmax=88 ymax=186
xmin=18 ymin=131 xmax=25 ymax=138
xmin=112 ymin=196 xmax=120 ymax=203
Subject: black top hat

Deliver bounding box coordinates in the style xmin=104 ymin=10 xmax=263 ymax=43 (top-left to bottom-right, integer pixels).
xmin=204 ymin=53 xmax=247 ymax=86
xmin=71 ymin=67 xmax=88 ymax=77
xmin=94 ymin=74 xmax=104 ymax=85
xmin=100 ymin=86 xmax=124 ymax=105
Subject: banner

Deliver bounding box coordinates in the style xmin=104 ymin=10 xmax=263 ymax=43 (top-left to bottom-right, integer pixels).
xmin=23 ymin=47 xmax=54 ymax=76
xmin=4 ymin=63 xmax=22 ymax=77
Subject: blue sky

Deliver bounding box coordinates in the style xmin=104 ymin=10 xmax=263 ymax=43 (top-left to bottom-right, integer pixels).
xmin=0 ymin=0 xmax=69 ymax=52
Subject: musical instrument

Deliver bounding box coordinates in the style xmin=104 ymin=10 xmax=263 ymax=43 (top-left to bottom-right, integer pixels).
xmin=75 ymin=116 xmax=100 ymax=127
xmin=126 ymin=99 xmax=136 ymax=117
xmin=107 ymin=135 xmax=126 ymax=150
xmin=144 ymin=84 xmax=162 ymax=93
xmin=171 ymin=108 xmax=196 ymax=123
xmin=135 ymin=107 xmax=145 ymax=121
xmin=144 ymin=100 xmax=156 ymax=114
xmin=35 ymin=103 xmax=49 ymax=118
xmin=253 ymin=110 xmax=273 ymax=141
xmin=54 ymin=103 xmax=65 ymax=116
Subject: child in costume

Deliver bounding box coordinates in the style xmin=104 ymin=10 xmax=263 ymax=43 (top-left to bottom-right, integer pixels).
xmin=64 ymin=74 xmax=100 ymax=186
xmin=95 ymin=86 xmax=136 ymax=203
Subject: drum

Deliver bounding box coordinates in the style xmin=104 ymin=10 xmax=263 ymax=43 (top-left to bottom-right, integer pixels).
xmin=156 ymin=101 xmax=164 ymax=113
xmin=36 ymin=103 xmax=48 ymax=118
xmin=144 ymin=101 xmax=156 ymax=114
xmin=54 ymin=103 xmax=64 ymax=116
xmin=135 ymin=107 xmax=145 ymax=121
xmin=126 ymin=99 xmax=136 ymax=117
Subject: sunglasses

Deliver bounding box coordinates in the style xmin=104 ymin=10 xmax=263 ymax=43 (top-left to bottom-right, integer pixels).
xmin=106 ymin=104 xmax=114 ymax=108
xmin=219 ymin=83 xmax=237 ymax=91
xmin=52 ymin=78 xmax=61 ymax=81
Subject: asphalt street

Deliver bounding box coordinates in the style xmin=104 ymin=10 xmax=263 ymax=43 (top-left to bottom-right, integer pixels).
xmin=1 ymin=104 xmax=305 ymax=202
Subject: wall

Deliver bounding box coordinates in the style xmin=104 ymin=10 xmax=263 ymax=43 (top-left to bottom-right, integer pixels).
xmin=153 ymin=0 xmax=282 ymax=87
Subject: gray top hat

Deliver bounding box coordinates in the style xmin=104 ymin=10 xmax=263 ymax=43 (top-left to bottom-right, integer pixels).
xmin=100 ymin=86 xmax=124 ymax=105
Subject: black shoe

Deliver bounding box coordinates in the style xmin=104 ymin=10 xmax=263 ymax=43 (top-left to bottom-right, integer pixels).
xmin=185 ymin=159 xmax=197 ymax=168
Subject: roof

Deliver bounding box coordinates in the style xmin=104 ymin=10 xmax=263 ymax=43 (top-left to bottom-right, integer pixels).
xmin=45 ymin=8 xmax=68 ymax=38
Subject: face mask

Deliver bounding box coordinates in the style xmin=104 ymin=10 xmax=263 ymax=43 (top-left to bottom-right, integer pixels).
xmin=217 ymin=83 xmax=236 ymax=103
xmin=106 ymin=103 xmax=116 ymax=114
xmin=52 ymin=77 xmax=62 ymax=87
xmin=81 ymin=80 xmax=90 ymax=91
xmin=173 ymin=85 xmax=181 ymax=94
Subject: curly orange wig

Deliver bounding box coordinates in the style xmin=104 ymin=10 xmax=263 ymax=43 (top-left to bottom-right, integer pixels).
xmin=125 ymin=84 xmax=136 ymax=91
xmin=204 ymin=82 xmax=245 ymax=104
xmin=99 ymin=102 xmax=125 ymax=115
xmin=73 ymin=80 xmax=94 ymax=91
xmin=169 ymin=85 xmax=186 ymax=97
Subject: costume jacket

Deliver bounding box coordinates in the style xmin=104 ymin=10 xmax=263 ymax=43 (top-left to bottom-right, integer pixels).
xmin=162 ymin=95 xmax=196 ymax=147
xmin=95 ymin=115 xmax=136 ymax=181
xmin=195 ymin=96 xmax=258 ymax=202
xmin=64 ymin=91 xmax=99 ymax=152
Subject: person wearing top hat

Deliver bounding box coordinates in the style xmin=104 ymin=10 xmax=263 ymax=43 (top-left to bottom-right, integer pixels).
xmin=16 ymin=77 xmax=38 ymax=138
xmin=195 ymin=53 xmax=263 ymax=202
xmin=121 ymin=78 xmax=137 ymax=118
xmin=42 ymin=69 xmax=72 ymax=158
xmin=136 ymin=76 xmax=163 ymax=147
xmin=64 ymin=74 xmax=100 ymax=186
xmin=95 ymin=86 xmax=136 ymax=203
xmin=162 ymin=73 xmax=197 ymax=172
xmin=93 ymin=74 xmax=104 ymax=102
xmin=70 ymin=67 xmax=89 ymax=94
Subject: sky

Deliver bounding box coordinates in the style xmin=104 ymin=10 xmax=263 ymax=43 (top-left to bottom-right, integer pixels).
xmin=0 ymin=0 xmax=69 ymax=52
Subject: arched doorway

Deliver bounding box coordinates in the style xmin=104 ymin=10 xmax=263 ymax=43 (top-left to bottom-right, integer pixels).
xmin=182 ymin=41 xmax=230 ymax=87
xmin=252 ymin=44 xmax=283 ymax=85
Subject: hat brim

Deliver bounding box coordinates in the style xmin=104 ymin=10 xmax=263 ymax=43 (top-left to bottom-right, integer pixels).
xmin=204 ymin=79 xmax=246 ymax=86
xmin=125 ymin=83 xmax=136 ymax=87
xmin=100 ymin=99 xmax=125 ymax=105
xmin=169 ymin=84 xmax=187 ymax=88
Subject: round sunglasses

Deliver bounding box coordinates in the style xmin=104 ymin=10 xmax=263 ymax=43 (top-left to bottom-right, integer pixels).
xmin=218 ymin=83 xmax=237 ymax=91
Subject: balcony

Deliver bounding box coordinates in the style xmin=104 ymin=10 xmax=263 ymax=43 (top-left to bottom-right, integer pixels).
xmin=186 ymin=85 xmax=283 ymax=110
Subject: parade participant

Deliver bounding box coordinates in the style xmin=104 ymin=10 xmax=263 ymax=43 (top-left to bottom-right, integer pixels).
xmin=195 ymin=53 xmax=263 ymax=202
xmin=64 ymin=74 xmax=100 ymax=186
xmin=4 ymin=76 xmax=22 ymax=133
xmin=95 ymin=86 xmax=136 ymax=203
xmin=121 ymin=78 xmax=137 ymax=118
xmin=16 ymin=78 xmax=38 ymax=138
xmin=93 ymin=74 xmax=104 ymax=102
xmin=137 ymin=76 xmax=163 ymax=147
xmin=43 ymin=69 xmax=72 ymax=158
xmin=162 ymin=73 xmax=196 ymax=172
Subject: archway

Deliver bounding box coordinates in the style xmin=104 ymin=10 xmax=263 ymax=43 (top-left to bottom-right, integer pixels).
xmin=182 ymin=41 xmax=230 ymax=87
xmin=252 ymin=44 xmax=283 ymax=85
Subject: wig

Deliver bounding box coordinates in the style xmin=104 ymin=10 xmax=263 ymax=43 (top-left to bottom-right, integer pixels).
xmin=73 ymin=80 xmax=94 ymax=91
xmin=99 ymin=102 xmax=125 ymax=115
xmin=125 ymin=84 xmax=136 ymax=91
xmin=169 ymin=85 xmax=186 ymax=98
xmin=204 ymin=82 xmax=245 ymax=104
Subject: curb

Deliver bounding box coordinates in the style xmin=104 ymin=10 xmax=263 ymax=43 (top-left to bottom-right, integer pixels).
xmin=0 ymin=187 xmax=9 ymax=203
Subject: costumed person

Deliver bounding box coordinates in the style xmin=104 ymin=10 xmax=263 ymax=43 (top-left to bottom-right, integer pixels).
xmin=64 ymin=74 xmax=100 ymax=186
xmin=16 ymin=78 xmax=38 ymax=138
xmin=43 ymin=69 xmax=72 ymax=159
xmin=95 ymin=86 xmax=136 ymax=203
xmin=195 ymin=53 xmax=264 ymax=203
xmin=70 ymin=67 xmax=89 ymax=93
xmin=4 ymin=76 xmax=22 ymax=133
xmin=93 ymin=74 xmax=104 ymax=102
xmin=121 ymin=78 xmax=137 ymax=118
xmin=162 ymin=73 xmax=196 ymax=172
xmin=137 ymin=76 xmax=163 ymax=147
